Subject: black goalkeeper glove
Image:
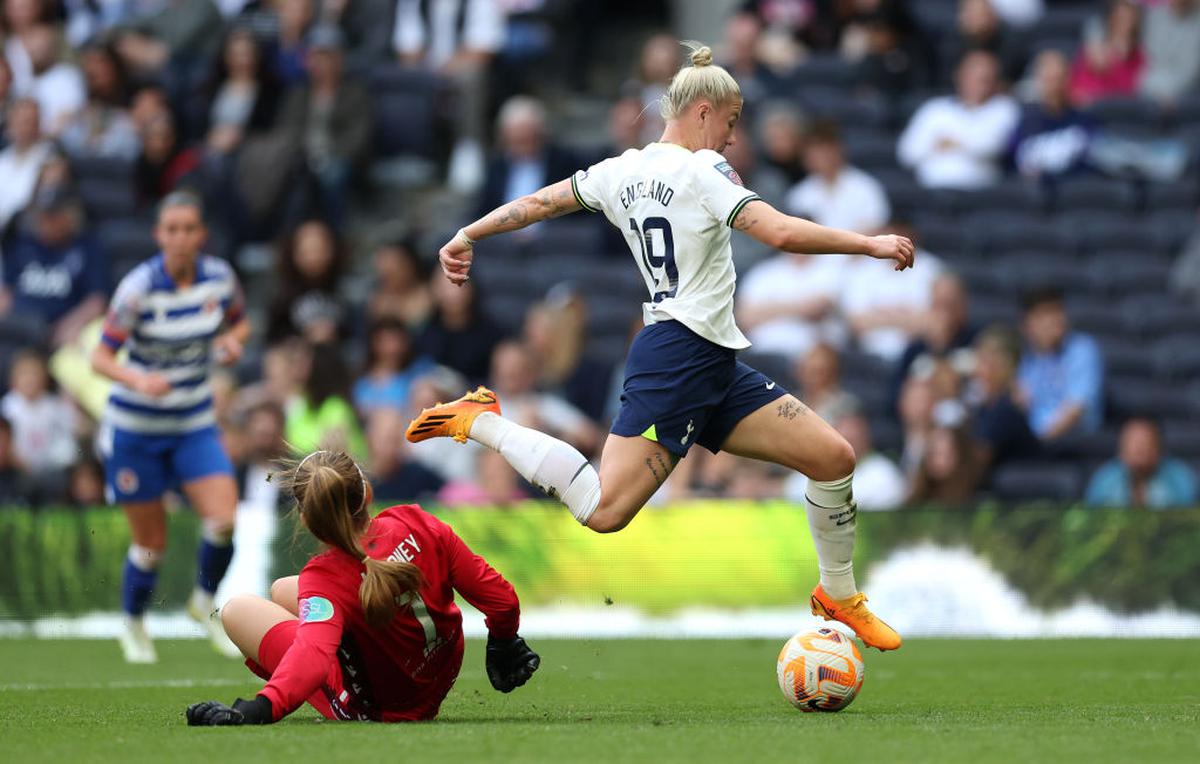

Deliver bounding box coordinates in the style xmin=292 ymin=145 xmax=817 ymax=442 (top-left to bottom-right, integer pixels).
xmin=186 ymin=696 xmax=273 ymax=726
xmin=486 ymin=634 xmax=540 ymax=693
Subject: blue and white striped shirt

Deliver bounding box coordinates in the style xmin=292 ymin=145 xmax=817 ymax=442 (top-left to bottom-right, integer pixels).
xmin=101 ymin=254 xmax=245 ymax=435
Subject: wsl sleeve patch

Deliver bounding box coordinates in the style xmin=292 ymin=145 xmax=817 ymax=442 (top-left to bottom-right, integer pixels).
xmin=713 ymin=161 xmax=744 ymax=186
xmin=299 ymin=596 xmax=335 ymax=623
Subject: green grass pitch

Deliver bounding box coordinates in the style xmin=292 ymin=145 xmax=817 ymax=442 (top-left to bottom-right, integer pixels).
xmin=1 ymin=638 xmax=1197 ymax=763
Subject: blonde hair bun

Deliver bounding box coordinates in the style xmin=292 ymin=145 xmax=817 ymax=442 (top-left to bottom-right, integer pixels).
xmin=661 ymin=40 xmax=740 ymax=121
xmin=688 ymin=43 xmax=713 ymax=67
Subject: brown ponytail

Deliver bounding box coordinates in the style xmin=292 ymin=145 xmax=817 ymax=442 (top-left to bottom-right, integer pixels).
xmin=284 ymin=450 xmax=424 ymax=627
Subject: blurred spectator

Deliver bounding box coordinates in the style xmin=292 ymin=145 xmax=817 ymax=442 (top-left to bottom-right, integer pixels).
xmin=623 ymin=32 xmax=676 ymax=148
xmin=785 ymin=121 xmax=890 ymax=233
xmin=353 ymin=317 xmax=432 ymax=416
xmin=603 ymin=96 xmax=645 ymax=157
xmin=476 ymin=95 xmax=579 ymax=219
xmin=756 ymin=102 xmax=806 ymax=184
xmin=1139 ymin=0 xmax=1200 ymax=105
xmin=1 ymin=349 xmax=76 ymax=500
xmin=737 ymin=252 xmax=847 ymax=358
xmin=0 ymin=416 xmax=21 ymax=505
xmin=940 ymin=0 xmax=1029 ymax=86
xmin=234 ymin=337 xmax=308 ymax=413
xmin=269 ymin=25 xmax=372 ymax=231
xmin=890 ymin=272 xmax=975 ymax=416
xmin=417 ymin=274 xmax=502 ymax=384
xmin=113 ymin=0 xmax=224 ymax=80
xmin=852 ymin=5 xmax=932 ymax=95
xmin=523 ymin=287 xmax=611 ymax=422
xmin=785 ymin=410 xmax=906 ymax=511
xmin=794 ymin=342 xmax=859 ymax=423
xmin=1085 ymin=417 xmax=1198 ymax=509
xmin=2 ymin=0 xmax=49 ymax=89
xmin=58 ymin=42 xmax=139 ymax=160
xmin=966 ymin=325 xmax=1038 ymax=474
xmin=269 ymin=0 xmax=315 ymax=86
xmin=1069 ymin=0 xmax=1143 ymax=107
xmin=325 ymin=0 xmax=393 ymax=75
xmin=719 ymin=11 xmax=784 ymax=106
xmin=897 ymin=49 xmax=1019 ymax=189
xmin=203 ymin=27 xmax=280 ymax=159
xmin=129 ymin=84 xmax=170 ymax=132
xmin=1009 ymin=49 xmax=1096 ymax=180
xmin=1017 ymin=287 xmax=1103 ymax=441
xmin=11 ymin=24 xmax=85 ymax=136
xmin=392 ymin=0 xmax=505 ymax=192
xmin=266 ymin=219 xmax=349 ymax=343
xmin=842 ymin=225 xmax=943 ymax=361
xmin=234 ymin=400 xmax=288 ymax=511
xmin=366 ymin=238 xmax=434 ymax=328
xmin=0 ymin=98 xmax=51 ymax=229
xmin=134 ymin=108 xmax=201 ymax=206
xmin=285 ymin=341 xmax=367 ymax=460
xmin=366 ymin=407 xmax=444 ymax=503
xmin=0 ymin=188 xmax=108 ymax=348
xmin=488 ymin=339 xmax=599 ymax=455
xmin=67 ymin=456 xmax=104 ymax=508
xmin=897 ymin=373 xmax=935 ymax=477
xmin=907 ymin=424 xmax=980 ymax=506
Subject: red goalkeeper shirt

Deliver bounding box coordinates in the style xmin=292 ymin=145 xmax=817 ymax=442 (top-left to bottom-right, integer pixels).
xmin=258 ymin=505 xmax=520 ymax=721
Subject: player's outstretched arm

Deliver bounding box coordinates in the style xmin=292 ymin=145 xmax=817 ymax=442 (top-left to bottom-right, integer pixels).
xmin=732 ymin=199 xmax=915 ymax=271
xmin=439 ymin=178 xmax=581 ymax=285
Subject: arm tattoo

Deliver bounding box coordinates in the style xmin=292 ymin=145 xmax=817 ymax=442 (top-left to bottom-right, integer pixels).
xmin=491 ymin=202 xmax=530 ymax=230
xmin=776 ymin=399 xmax=808 ymax=420
xmin=732 ymin=206 xmax=759 ymax=232
xmin=536 ymin=185 xmax=577 ymax=219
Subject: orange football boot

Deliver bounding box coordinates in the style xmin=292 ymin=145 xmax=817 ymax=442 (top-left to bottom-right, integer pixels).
xmin=405 ymin=386 xmax=501 ymax=444
xmin=810 ymin=584 xmax=902 ymax=651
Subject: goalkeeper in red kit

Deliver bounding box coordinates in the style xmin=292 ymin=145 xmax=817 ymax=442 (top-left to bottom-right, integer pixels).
xmin=186 ymin=449 xmax=539 ymax=725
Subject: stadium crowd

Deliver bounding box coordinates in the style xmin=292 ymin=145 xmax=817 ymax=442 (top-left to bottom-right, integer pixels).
xmin=0 ymin=0 xmax=1198 ymax=511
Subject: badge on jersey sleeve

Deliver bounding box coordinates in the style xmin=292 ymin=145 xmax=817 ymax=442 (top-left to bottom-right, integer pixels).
xmin=299 ymin=596 xmax=335 ymax=623
xmin=713 ymin=161 xmax=744 ymax=186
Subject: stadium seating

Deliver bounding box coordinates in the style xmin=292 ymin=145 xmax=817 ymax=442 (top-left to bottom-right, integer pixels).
xmin=990 ymin=461 xmax=1084 ymax=502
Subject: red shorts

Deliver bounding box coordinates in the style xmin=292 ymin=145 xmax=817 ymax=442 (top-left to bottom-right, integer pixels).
xmin=252 ymin=620 xmax=462 ymax=722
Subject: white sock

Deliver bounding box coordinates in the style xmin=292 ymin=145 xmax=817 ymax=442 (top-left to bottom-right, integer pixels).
xmin=804 ymin=473 xmax=858 ymax=600
xmin=470 ymin=412 xmax=600 ymax=525
xmin=127 ymin=544 xmax=162 ymax=571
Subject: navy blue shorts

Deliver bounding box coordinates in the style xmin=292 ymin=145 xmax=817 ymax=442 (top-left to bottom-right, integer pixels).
xmin=104 ymin=426 xmax=234 ymax=503
xmin=611 ymin=321 xmax=789 ymax=457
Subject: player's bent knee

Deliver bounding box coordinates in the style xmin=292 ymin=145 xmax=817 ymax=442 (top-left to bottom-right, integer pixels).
xmin=587 ymin=511 xmax=631 ymax=534
xmin=810 ymin=435 xmax=857 ymax=482
xmin=220 ymin=594 xmax=255 ymax=631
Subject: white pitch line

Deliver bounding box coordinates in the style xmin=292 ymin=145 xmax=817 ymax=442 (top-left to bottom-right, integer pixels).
xmin=0 ymin=678 xmax=250 ymax=692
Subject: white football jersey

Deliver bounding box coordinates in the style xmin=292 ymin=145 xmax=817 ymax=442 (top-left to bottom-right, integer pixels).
xmin=572 ymin=142 xmax=760 ymax=349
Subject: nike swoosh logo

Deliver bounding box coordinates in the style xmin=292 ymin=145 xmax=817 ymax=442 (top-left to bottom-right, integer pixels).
xmin=766 ymin=381 xmax=776 ymax=390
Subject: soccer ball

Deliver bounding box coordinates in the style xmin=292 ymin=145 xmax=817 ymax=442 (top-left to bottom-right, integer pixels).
xmin=776 ymin=627 xmax=865 ymax=712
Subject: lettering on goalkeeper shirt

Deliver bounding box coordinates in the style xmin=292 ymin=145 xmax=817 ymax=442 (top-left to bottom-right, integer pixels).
xmin=387 ymin=533 xmax=422 ymax=563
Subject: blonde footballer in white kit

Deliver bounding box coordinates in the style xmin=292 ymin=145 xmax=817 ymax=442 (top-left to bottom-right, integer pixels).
xmin=407 ymin=42 xmax=915 ymax=651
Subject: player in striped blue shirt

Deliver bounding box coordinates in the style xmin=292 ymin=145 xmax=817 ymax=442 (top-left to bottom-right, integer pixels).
xmin=91 ymin=191 xmax=251 ymax=663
